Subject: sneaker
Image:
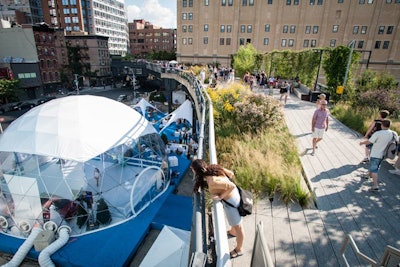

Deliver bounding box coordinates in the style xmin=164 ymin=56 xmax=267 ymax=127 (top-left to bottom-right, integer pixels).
xmin=368 ymin=187 xmax=379 ymax=192
xmin=389 ymin=169 xmax=400 ymax=175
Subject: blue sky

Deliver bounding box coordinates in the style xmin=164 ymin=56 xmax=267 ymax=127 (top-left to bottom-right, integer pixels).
xmin=125 ymin=0 xmax=177 ymax=29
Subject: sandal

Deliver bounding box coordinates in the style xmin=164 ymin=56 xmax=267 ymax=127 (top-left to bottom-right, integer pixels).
xmin=227 ymin=231 xmax=236 ymax=238
xmin=230 ymin=249 xmax=243 ymax=259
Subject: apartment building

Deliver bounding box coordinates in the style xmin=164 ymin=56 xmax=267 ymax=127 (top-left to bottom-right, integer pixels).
xmin=177 ymin=0 xmax=400 ymax=80
xmin=128 ymin=19 xmax=176 ymax=58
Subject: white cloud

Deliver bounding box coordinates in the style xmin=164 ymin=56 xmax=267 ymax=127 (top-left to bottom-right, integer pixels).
xmin=126 ymin=0 xmax=176 ymax=29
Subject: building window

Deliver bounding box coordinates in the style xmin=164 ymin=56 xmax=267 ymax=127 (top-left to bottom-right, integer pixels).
xmin=205 ymin=0 xmax=209 ymax=6
xmin=374 ymin=40 xmax=381 ymax=48
xmin=283 ymin=25 xmax=288 ymax=33
xmin=281 ymin=39 xmax=287 ymax=47
xmin=188 ymin=38 xmax=193 ymax=45
xmin=317 ymin=0 xmax=323 ymax=4
xmin=310 ymin=0 xmax=315 ymax=5
xmin=359 ymin=0 xmax=365 ymax=4
xmin=367 ymin=0 xmax=373 ymax=3
xmin=188 ymin=13 xmax=193 ymax=20
xmin=247 ymin=38 xmax=251 ymax=43
xmin=247 ymin=25 xmax=252 ymax=33
xmin=286 ymin=0 xmax=291 ymax=5
xmin=204 ymin=24 xmax=208 ymax=31
xmin=182 ymin=13 xmax=187 ymax=20
xmin=265 ymin=24 xmax=270 ymax=32
xmin=242 ymin=0 xmax=247 ymax=6
xmin=361 ymin=26 xmax=367 ymax=34
xmin=226 ymin=38 xmax=231 ymax=45
xmin=268 ymin=0 xmax=273 ymax=3
xmin=313 ymin=26 xmax=319 ymax=34
xmin=182 ymin=25 xmax=187 ymax=32
xmin=304 ymin=39 xmax=309 ymax=47
xmin=264 ymin=38 xmax=269 ymax=45
xmin=229 ymin=0 xmax=233 ymax=5
xmin=357 ymin=40 xmax=364 ymax=48
xmin=220 ymin=25 xmax=225 ymax=32
xmin=305 ymin=26 xmax=311 ymax=34
xmin=378 ymin=26 xmax=385 ymax=34
xmin=189 ymin=0 xmax=193 ymax=7
xmin=383 ymin=41 xmax=389 ymax=49
xmin=338 ymin=0 xmax=343 ymax=2
xmin=290 ymin=25 xmax=296 ymax=33
xmin=222 ymin=0 xmax=226 ymax=6
xmin=249 ymin=0 xmax=254 ymax=5
xmin=240 ymin=25 xmax=245 ymax=33
xmin=330 ymin=39 xmax=336 ymax=47
xmin=311 ymin=39 xmax=316 ymax=47
xmin=387 ymin=26 xmax=393 ymax=34
xmin=240 ymin=38 xmax=245 ymax=45
xmin=182 ymin=38 xmax=187 ymax=45
xmin=183 ymin=0 xmax=187 ymax=7
xmin=294 ymin=0 xmax=299 ymax=4
xmin=220 ymin=38 xmax=224 ymax=45
xmin=333 ymin=25 xmax=339 ymax=32
xmin=203 ymin=37 xmax=208 ymax=44
xmin=386 ymin=0 xmax=391 ymax=2
xmin=63 ymin=8 xmax=70 ymax=14
xmin=188 ymin=25 xmax=193 ymax=32
xmin=288 ymin=39 xmax=294 ymax=47
xmin=64 ymin=17 xmax=71 ymax=23
xmin=353 ymin=26 xmax=359 ymax=34
xmin=227 ymin=25 xmax=232 ymax=32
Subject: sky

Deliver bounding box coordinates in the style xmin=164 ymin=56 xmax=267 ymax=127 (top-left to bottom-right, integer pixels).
xmin=125 ymin=0 xmax=177 ymax=29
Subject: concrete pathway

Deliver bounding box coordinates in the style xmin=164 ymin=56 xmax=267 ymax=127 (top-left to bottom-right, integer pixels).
xmin=230 ymin=89 xmax=400 ymax=266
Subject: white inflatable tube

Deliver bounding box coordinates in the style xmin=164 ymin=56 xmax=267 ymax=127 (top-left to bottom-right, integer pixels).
xmin=1 ymin=226 xmax=42 ymax=267
xmin=38 ymin=226 xmax=71 ymax=267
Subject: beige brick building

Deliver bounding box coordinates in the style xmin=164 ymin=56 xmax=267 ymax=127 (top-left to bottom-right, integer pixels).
xmin=177 ymin=0 xmax=400 ymax=80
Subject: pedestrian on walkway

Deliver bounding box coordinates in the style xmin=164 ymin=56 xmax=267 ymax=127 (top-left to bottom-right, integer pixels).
xmin=191 ymin=159 xmax=245 ymax=259
xmin=311 ymin=100 xmax=329 ymax=156
xmin=359 ymin=119 xmax=398 ymax=191
xmin=362 ymin=110 xmax=390 ymax=163
xmin=315 ymin=93 xmax=326 ymax=109
xmin=388 ymin=140 xmax=400 ymax=175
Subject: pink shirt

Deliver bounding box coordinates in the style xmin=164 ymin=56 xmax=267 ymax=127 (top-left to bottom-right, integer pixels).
xmin=313 ymin=108 xmax=329 ymax=129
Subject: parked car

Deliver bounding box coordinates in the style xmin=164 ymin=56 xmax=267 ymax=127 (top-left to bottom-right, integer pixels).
xmin=117 ymin=94 xmax=128 ymax=102
xmin=11 ymin=101 xmax=36 ymax=111
xmin=37 ymin=96 xmax=56 ymax=105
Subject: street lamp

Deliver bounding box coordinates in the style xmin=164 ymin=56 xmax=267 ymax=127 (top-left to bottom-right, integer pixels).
xmin=313 ymin=49 xmax=323 ymax=91
xmin=343 ymin=40 xmax=356 ymax=87
xmin=74 ymin=74 xmax=84 ymax=95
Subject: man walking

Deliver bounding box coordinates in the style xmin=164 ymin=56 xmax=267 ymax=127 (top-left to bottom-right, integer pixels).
xmin=311 ymin=100 xmax=329 ymax=156
xmin=359 ymin=119 xmax=398 ymax=191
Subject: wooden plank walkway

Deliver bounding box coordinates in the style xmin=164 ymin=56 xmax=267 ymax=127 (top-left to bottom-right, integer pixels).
xmin=230 ymin=89 xmax=400 ymax=266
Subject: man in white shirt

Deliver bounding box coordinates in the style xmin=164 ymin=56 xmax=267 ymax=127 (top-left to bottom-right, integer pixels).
xmin=360 ymin=119 xmax=398 ymax=191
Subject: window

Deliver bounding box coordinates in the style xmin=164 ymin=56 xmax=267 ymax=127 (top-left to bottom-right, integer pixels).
xmin=281 ymin=39 xmax=287 ymax=47
xmin=330 ymin=39 xmax=336 ymax=47
xmin=204 ymin=24 xmax=208 ymax=31
xmin=229 ymin=0 xmax=233 ymax=5
xmin=240 ymin=25 xmax=245 ymax=33
xmin=226 ymin=38 xmax=231 ymax=45
xmin=378 ymin=26 xmax=385 ymax=34
xmin=242 ymin=0 xmax=247 ymax=5
xmin=383 ymin=41 xmax=389 ymax=49
xmin=304 ymin=40 xmax=309 ymax=47
xmin=268 ymin=0 xmax=273 ymax=3
xmin=249 ymin=0 xmax=254 ymax=5
xmin=240 ymin=38 xmax=245 ymax=45
xmin=247 ymin=38 xmax=251 ymax=43
xmin=375 ymin=40 xmax=381 ymax=49
xmin=333 ymin=25 xmax=339 ymax=32
xmin=310 ymin=0 xmax=315 ymax=5
xmin=353 ymin=26 xmax=359 ymax=34
xmin=183 ymin=0 xmax=187 ymax=7
xmin=317 ymin=0 xmax=323 ymax=4
xmin=63 ymin=8 xmax=70 ymax=14
xmin=203 ymin=37 xmax=208 ymax=44
xmin=311 ymin=39 xmax=317 ymax=47
xmin=290 ymin=25 xmax=296 ymax=33
xmin=247 ymin=25 xmax=252 ymax=33
xmin=359 ymin=0 xmax=365 ymax=3
xmin=188 ymin=38 xmax=193 ymax=45
xmin=182 ymin=38 xmax=187 ymax=45
xmin=182 ymin=25 xmax=187 ymax=32
xmin=357 ymin=40 xmax=364 ymax=48
xmin=264 ymin=38 xmax=269 ymax=45
xmin=305 ymin=26 xmax=311 ymax=34
xmin=288 ymin=39 xmax=294 ymax=47
xmin=313 ymin=26 xmax=319 ymax=34
xmin=188 ymin=25 xmax=193 ymax=32
xmin=387 ymin=26 xmax=393 ymax=34
xmin=294 ymin=0 xmax=299 ymax=4
xmin=220 ymin=38 xmax=224 ymax=45
xmin=283 ymin=25 xmax=288 ymax=33
xmin=64 ymin=17 xmax=71 ymax=23
xmin=286 ymin=0 xmax=291 ymax=5
xmin=220 ymin=25 xmax=225 ymax=32
xmin=386 ymin=0 xmax=392 ymax=2
xmin=338 ymin=0 xmax=343 ymax=2
xmin=189 ymin=0 xmax=193 ymax=7
xmin=222 ymin=0 xmax=226 ymax=6
xmin=205 ymin=0 xmax=209 ymax=5
xmin=265 ymin=24 xmax=270 ymax=32
xmin=361 ymin=26 xmax=367 ymax=34
xmin=182 ymin=13 xmax=187 ymax=20
xmin=227 ymin=25 xmax=232 ymax=32
xmin=72 ymin=17 xmax=78 ymax=23
xmin=367 ymin=0 xmax=373 ymax=3
xmin=188 ymin=13 xmax=193 ymax=20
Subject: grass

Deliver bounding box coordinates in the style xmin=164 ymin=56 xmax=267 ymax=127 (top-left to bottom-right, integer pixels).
xmin=209 ymin=83 xmax=313 ymax=207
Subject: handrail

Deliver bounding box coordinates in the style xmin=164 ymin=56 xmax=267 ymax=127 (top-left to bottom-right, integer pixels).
xmin=340 ymin=234 xmax=378 ymax=267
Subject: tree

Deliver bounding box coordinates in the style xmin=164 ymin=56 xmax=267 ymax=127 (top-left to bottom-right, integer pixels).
xmin=0 ymin=79 xmax=20 ymax=103
xmin=232 ymin=44 xmax=259 ymax=78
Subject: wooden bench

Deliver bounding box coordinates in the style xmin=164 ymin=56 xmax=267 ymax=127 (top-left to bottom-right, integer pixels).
xmin=293 ymin=85 xmax=310 ymax=101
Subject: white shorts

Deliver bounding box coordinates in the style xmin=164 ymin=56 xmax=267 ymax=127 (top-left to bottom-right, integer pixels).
xmin=312 ymin=128 xmax=325 ymax=139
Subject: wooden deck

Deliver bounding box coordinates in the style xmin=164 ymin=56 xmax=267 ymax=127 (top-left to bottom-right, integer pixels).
xmin=230 ymin=89 xmax=400 ymax=266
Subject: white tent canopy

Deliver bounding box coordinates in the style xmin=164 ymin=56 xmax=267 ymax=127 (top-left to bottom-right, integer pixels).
xmin=133 ymin=98 xmax=163 ymax=116
xmin=0 ymin=95 xmax=157 ymax=162
xmin=159 ymin=100 xmax=192 ymax=134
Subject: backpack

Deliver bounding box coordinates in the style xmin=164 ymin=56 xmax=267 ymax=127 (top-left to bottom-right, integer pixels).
xmin=223 ymin=186 xmax=253 ymax=217
xmin=383 ymin=132 xmax=398 ymax=160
